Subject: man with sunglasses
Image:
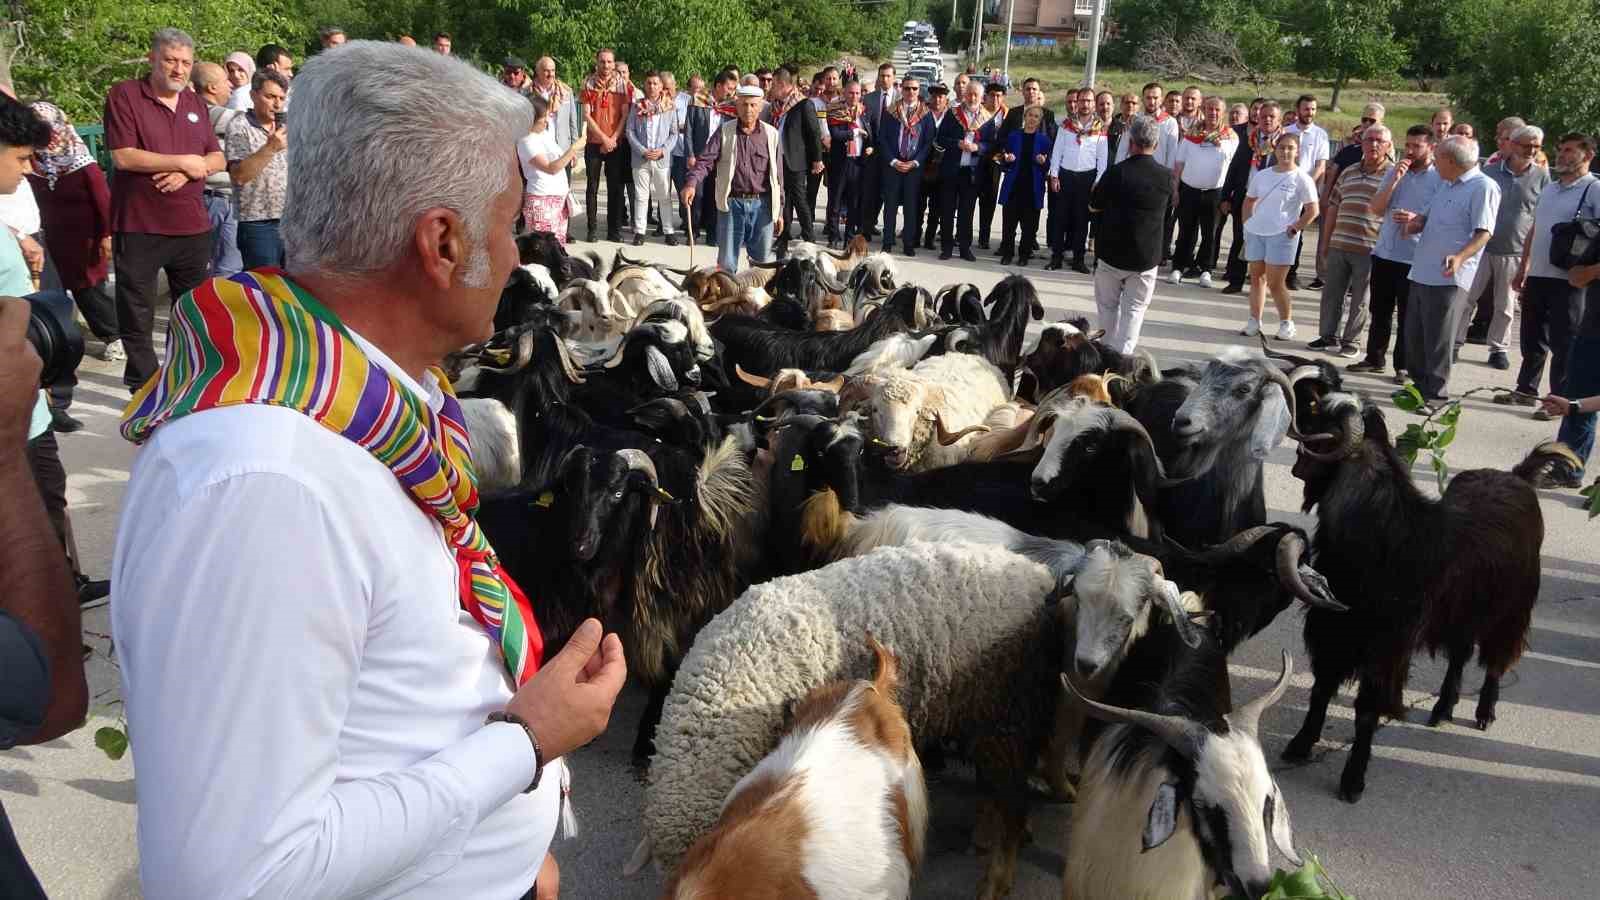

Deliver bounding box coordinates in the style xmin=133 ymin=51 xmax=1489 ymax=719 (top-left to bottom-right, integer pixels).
xmin=877 ymin=75 xmax=933 ymax=256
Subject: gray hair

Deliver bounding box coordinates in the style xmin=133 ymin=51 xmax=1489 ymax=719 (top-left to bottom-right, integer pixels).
xmin=1364 ymin=124 xmax=1392 ymax=142
xmin=281 ymin=40 xmax=532 ymax=281
xmin=1362 ymin=101 xmax=1386 ymax=120
xmin=151 ymin=27 xmax=195 ymax=54
xmin=1128 ymin=114 xmax=1161 ymax=150
xmin=1511 ymin=124 xmax=1544 ymax=145
xmin=319 ymin=26 xmax=346 ymax=42
xmin=1499 ymin=116 xmax=1528 ymax=134
xmin=1436 ymin=134 xmax=1479 ymax=167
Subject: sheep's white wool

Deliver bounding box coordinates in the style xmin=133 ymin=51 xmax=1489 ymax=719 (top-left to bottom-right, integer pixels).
xmin=459 ymin=398 xmax=519 ymax=491
xmin=1214 ymin=344 xmax=1260 ymax=366
xmin=845 ymin=333 xmax=939 ymax=375
xmin=637 ymin=542 xmax=1059 ymax=870
xmin=519 ymin=262 xmax=559 ymax=301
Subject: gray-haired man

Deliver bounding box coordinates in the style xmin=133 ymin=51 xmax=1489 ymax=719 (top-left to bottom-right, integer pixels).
xmin=1456 ymin=124 xmax=1548 ymax=370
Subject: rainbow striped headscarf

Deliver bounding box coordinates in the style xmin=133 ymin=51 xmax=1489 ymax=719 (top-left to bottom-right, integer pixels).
xmin=121 ymin=270 xmax=544 ymax=685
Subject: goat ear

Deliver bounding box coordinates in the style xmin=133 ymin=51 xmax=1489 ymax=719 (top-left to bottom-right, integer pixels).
xmin=644 ymin=345 xmax=679 ymax=392
xmin=1142 ymin=782 xmax=1181 ymax=852
xmin=1248 ymin=387 xmax=1291 ymax=461
xmin=1269 ymin=784 xmax=1302 ymax=866
xmin=1088 ymin=329 xmax=1107 ymax=342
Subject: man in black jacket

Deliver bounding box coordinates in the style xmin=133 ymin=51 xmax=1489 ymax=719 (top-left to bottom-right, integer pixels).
xmin=1218 ymin=100 xmax=1284 ymax=293
xmin=861 ymin=62 xmax=897 ymax=239
xmin=1089 ymin=116 xmax=1174 ymax=352
xmin=975 ymin=81 xmax=1008 ymax=249
xmin=915 ymin=83 xmax=958 ymax=250
xmin=768 ymin=67 xmax=824 ymax=256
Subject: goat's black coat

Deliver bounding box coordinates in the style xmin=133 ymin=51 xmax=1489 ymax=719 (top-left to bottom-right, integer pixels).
xmin=709 ymin=286 xmax=928 ymax=379
xmin=1284 ymin=398 xmax=1555 ymax=803
xmin=944 ymin=275 xmax=1045 ymax=385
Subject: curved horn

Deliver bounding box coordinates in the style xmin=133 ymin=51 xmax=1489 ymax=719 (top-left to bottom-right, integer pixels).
xmin=1059 ymin=672 xmax=1208 ymax=760
xmin=935 ymin=412 xmax=992 ymax=446
xmin=1228 ymin=650 xmax=1293 ymax=739
xmin=815 ymin=374 xmax=846 ymax=393
xmin=614 ymin=448 xmax=659 ymax=486
xmin=1275 ymin=531 xmax=1347 ymax=612
xmin=819 ymin=268 xmax=850 ymax=294
xmin=478 ymin=329 xmax=537 ymax=373
xmin=554 ymin=334 xmax=587 ymax=384
xmin=1298 ymin=401 xmax=1365 ymax=462
xmin=749 ymin=258 xmax=785 ymax=270
xmin=1210 ymin=524 xmax=1284 ymax=556
xmin=1260 ymin=362 xmax=1304 ymax=441
xmin=602 ymin=333 xmax=632 ymax=369
xmin=660 ymin=271 xmax=684 ymax=290
xmin=735 ymin=364 xmax=774 ymax=389
xmin=1158 ymin=581 xmax=1206 ymax=649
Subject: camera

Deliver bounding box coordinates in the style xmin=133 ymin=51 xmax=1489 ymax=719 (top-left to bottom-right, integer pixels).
xmin=24 ymin=291 xmax=84 ymax=387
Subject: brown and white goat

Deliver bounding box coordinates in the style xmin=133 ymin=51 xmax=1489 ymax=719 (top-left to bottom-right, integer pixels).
xmin=663 ymin=636 xmax=926 ymax=900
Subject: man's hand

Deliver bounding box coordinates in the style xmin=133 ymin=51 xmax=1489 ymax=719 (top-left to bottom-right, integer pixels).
xmin=505 ymin=618 xmax=626 ymax=761
xmin=177 ymin=154 xmax=209 ymax=181
xmin=959 ymin=139 xmax=978 ymax=153
xmin=1538 ymin=394 xmax=1571 ymax=418
xmin=153 ymin=172 xmax=187 ymax=193
xmin=535 ymin=852 xmax=560 ymax=900
xmin=16 ymin=235 xmax=43 ymax=276
xmin=1392 ymin=157 xmax=1412 ymax=179
xmin=265 ymin=124 xmax=288 ymax=155
xmin=1034 ymin=153 xmax=1047 ymax=166
xmin=773 ymin=212 xmax=784 ymax=237
xmin=1513 ymin=265 xmax=1529 ymax=293
xmin=0 ymin=298 xmax=43 ymax=449
xmin=601 ymin=138 xmax=617 ymax=154
xmin=681 ymin=185 xmax=696 ymax=207
xmin=1391 ymin=209 xmax=1416 ymax=227
xmin=98 ymin=236 xmax=113 ymax=265
xmin=1219 ymin=199 xmax=1232 ymax=216
xmin=810 ymin=160 xmax=824 ymax=175
xmin=1049 ymin=175 xmax=1060 ymax=193
xmin=1003 ymin=152 xmax=1016 ymax=164
xmin=686 ymin=155 xmax=697 ymax=169
xmin=1568 ymin=262 xmax=1600 ymax=289
xmin=1442 ymin=253 xmax=1463 ymax=278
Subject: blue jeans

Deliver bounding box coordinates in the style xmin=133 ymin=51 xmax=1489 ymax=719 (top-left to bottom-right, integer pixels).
xmin=716 ymin=196 xmax=773 ymax=273
xmin=1557 ymin=333 xmax=1599 ymax=471
xmin=204 ymin=192 xmax=241 ymax=277
xmin=237 ymin=219 xmax=285 ymax=270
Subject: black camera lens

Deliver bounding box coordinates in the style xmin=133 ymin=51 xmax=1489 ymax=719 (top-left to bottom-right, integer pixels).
xmin=24 ymin=292 xmax=84 ymax=387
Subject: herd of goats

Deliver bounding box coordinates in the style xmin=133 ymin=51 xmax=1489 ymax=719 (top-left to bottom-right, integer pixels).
xmin=449 ymin=232 xmax=1572 ymax=899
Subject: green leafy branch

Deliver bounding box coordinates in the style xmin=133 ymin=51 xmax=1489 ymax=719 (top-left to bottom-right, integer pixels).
xmin=83 ymin=628 xmax=129 ymax=761
xmin=1225 ymin=855 xmax=1356 ymax=900
xmin=1581 ymin=480 xmax=1599 ymax=520
xmin=1391 ymin=385 xmax=1497 ymax=491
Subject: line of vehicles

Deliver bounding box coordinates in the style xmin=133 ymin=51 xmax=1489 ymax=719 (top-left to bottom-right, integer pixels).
xmin=897 ymin=20 xmax=944 ymax=89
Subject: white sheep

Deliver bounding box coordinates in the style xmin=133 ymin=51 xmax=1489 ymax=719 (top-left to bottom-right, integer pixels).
xmin=839 ymin=352 xmax=1012 ymax=472
xmin=628 ymin=540 xmax=1177 ymax=900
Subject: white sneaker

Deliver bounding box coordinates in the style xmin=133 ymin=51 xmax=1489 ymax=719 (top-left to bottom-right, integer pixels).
xmin=1198 ymin=272 xmax=1214 ymax=288
xmin=1276 ymin=319 xmax=1297 ymax=341
xmin=1240 ymin=317 xmax=1261 ymax=337
xmin=1167 ymin=269 xmax=1182 ymax=285
xmin=101 ymin=339 xmax=125 ymax=362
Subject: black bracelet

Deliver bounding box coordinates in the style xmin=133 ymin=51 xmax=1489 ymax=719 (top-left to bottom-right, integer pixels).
xmin=487 ymin=711 xmax=545 ymax=793
xmin=1572 ymin=400 xmax=1582 ymax=418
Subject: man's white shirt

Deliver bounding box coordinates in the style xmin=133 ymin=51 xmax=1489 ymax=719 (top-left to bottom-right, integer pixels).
xmin=1286 ymin=120 xmax=1330 ymax=175
xmin=112 ymin=330 xmax=559 ymax=899
xmin=1049 ymin=119 xmax=1109 ymax=181
xmin=1115 ymin=114 xmax=1181 ymax=169
xmin=1176 ymin=131 xmax=1239 ymax=190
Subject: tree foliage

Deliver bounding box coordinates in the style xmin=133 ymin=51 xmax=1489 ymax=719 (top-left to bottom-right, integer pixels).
xmin=1448 ymin=0 xmax=1600 ymax=142
xmin=1106 ymin=0 xmax=1289 ymax=78
xmin=1292 ymin=0 xmax=1406 ymax=109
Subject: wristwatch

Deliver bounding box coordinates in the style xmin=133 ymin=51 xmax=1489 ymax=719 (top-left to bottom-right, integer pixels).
xmin=487 ymin=711 xmax=546 ymax=793
xmin=1571 ymin=400 xmax=1582 ymax=417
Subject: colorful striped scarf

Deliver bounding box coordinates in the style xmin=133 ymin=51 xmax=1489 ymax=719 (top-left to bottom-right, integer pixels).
xmin=120 ymin=270 xmax=544 ymax=686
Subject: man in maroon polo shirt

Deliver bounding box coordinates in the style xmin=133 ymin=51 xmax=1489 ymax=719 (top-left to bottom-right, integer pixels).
xmin=103 ymin=27 xmax=225 ymax=391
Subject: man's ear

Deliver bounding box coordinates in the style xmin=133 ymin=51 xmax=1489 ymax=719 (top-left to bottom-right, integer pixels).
xmin=413 ymin=207 xmax=467 ymax=291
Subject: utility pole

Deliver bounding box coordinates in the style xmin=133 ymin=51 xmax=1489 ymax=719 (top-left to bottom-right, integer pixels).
xmin=1001 ymin=0 xmax=1015 ymax=83
xmin=1084 ymin=0 xmax=1106 ymax=87
xmin=971 ymin=0 xmax=985 ymax=67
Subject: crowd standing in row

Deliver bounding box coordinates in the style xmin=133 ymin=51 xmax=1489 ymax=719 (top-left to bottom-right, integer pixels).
xmin=1 ymin=24 xmax=1598 ymax=900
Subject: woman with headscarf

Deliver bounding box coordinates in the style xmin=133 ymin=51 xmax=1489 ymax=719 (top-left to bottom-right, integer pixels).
xmin=225 ymin=52 xmax=256 ymax=111
xmin=26 ymin=101 xmax=119 ymax=360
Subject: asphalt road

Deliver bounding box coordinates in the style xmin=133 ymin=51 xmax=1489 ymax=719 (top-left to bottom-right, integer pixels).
xmin=4 ymin=194 xmax=1598 ymax=899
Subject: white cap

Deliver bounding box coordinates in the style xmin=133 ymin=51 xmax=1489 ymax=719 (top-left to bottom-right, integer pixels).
xmin=736 ymin=85 xmax=764 ymax=98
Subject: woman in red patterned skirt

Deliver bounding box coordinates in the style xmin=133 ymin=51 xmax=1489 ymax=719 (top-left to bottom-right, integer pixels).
xmin=518 ymin=93 xmax=581 ymax=243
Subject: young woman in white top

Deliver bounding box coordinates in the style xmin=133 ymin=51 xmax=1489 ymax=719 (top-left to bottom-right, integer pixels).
xmin=518 ymin=92 xmax=582 ymax=243
xmin=1240 ymin=131 xmax=1319 ymax=339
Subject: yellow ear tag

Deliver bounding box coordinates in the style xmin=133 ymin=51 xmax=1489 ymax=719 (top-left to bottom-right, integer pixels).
xmin=790 ymin=455 xmax=806 ymax=472
xmin=535 ymin=491 xmax=555 ymax=508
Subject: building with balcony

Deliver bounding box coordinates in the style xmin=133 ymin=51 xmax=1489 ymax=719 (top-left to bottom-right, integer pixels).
xmin=982 ymin=0 xmax=1115 ymax=46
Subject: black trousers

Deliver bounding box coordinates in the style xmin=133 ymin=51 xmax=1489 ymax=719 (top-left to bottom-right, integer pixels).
xmin=1046 ymin=168 xmax=1096 ymax=260
xmin=27 ymin=428 xmax=67 ymax=545
xmin=1161 ymin=205 xmax=1177 ymax=262
xmin=999 ymin=195 xmax=1041 ymax=259
xmin=1221 ymin=197 xmax=1247 ymax=285
xmin=941 ymin=166 xmax=980 ymax=252
xmin=808 ymin=168 xmax=829 ymax=238
xmin=916 ymin=177 xmax=946 ymax=247
xmin=862 ymin=155 xmax=886 ymax=236
xmin=114 ymin=230 xmax=212 ymax=391
xmin=1515 ymin=275 xmax=1587 ymax=396
xmin=1172 ymin=183 xmax=1222 ymax=273
xmin=881 ymin=168 xmax=920 ymax=251
xmin=584 ymin=142 xmax=628 ymax=237
xmin=834 ymin=160 xmax=866 ymax=238
xmin=977 ymin=161 xmax=1000 ymax=246
xmin=1288 ymin=233 xmax=1306 ymax=283
xmin=779 ymin=167 xmax=816 ymax=245
xmin=1362 ymin=255 xmax=1413 ymax=371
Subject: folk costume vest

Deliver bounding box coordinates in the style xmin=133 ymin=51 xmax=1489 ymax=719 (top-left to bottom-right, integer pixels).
xmin=120 ymin=270 xmax=546 ymax=687
xmin=712 ymin=119 xmax=783 ymax=212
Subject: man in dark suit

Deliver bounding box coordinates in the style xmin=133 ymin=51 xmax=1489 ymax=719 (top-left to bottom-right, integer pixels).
xmin=827 ymin=78 xmax=875 ymax=246
xmin=768 ymin=66 xmax=824 ymax=256
xmin=877 ymin=75 xmax=934 ymax=256
xmin=861 ymin=62 xmax=897 ymax=239
xmin=994 ymin=77 xmax=1056 ymax=149
xmin=914 ymin=83 xmax=957 ymax=250
xmin=938 ymin=81 xmax=986 ymax=261
xmin=1218 ymin=100 xmax=1283 ymax=293
xmin=975 ymin=81 xmax=1007 ymax=250
xmin=682 ymin=69 xmax=738 ymax=242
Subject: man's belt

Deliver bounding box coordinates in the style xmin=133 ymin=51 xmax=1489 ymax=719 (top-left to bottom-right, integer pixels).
xmin=730 ymin=190 xmax=766 ymax=199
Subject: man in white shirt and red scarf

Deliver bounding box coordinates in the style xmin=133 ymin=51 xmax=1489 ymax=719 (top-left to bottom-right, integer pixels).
xmin=826 ymin=77 xmax=874 ymax=247
xmin=1045 ymin=86 xmax=1107 ymax=273
xmin=1169 ymin=95 xmax=1239 ymax=287
xmin=111 ymin=41 xmax=626 ymax=899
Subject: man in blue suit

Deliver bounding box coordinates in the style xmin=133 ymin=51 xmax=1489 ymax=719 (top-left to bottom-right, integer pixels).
xmin=878 ymin=75 xmax=934 ymax=256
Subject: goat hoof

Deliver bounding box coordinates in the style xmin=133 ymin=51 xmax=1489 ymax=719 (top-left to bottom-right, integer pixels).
xmin=1338 ymin=777 xmax=1366 ymax=804
xmin=1280 ymin=738 xmax=1315 ymax=762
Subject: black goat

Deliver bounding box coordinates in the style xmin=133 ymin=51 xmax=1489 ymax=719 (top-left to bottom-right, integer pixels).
xmin=942 ymin=274 xmax=1045 ymax=385
xmin=1018 ymin=317 xmax=1152 ymax=404
xmin=709 ymin=285 xmax=932 ymax=380
xmin=766 ymin=255 xmax=849 ymax=319
xmin=516 ymin=230 xmax=597 ymax=285
xmin=934 ymin=282 xmax=985 ymax=324
xmin=1282 ymin=393 xmax=1574 ymax=803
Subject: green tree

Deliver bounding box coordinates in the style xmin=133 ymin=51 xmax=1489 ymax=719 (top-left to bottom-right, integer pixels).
xmin=1293 ymin=0 xmax=1406 ymax=109
xmin=1448 ymin=0 xmax=1600 ymax=142
xmin=1389 ymin=0 xmax=1493 ymax=91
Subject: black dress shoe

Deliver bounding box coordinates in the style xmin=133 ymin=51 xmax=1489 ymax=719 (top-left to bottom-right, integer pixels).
xmin=976 ymin=239 xmax=990 ymax=250
xmin=50 ymin=408 xmax=83 ymax=433
xmin=1309 ymin=277 xmax=1325 ymax=289
xmin=1070 ymin=260 xmax=1091 ymax=274
xmin=903 ymin=247 xmax=917 ymax=258
xmin=77 ymin=574 xmax=111 ymax=609
xmin=1016 ymin=254 xmax=1030 ymax=268
xmin=586 ymin=228 xmax=597 ymax=243
xmin=960 ymin=249 xmax=978 ymax=262
xmin=938 ymin=249 xmax=953 ymax=260
xmin=1220 ymin=282 xmax=1244 ymax=295
xmin=999 ymin=253 xmax=1013 ymax=265
xmin=1043 ymin=254 xmax=1063 ymax=271
xmin=632 ymin=235 xmax=646 ymax=246
xmin=607 ymin=232 xmax=623 ymax=243
xmin=665 ymin=234 xmax=678 ymax=247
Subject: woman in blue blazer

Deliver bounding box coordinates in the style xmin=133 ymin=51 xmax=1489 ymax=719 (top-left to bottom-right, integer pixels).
xmin=996 ymin=105 xmax=1054 ymax=267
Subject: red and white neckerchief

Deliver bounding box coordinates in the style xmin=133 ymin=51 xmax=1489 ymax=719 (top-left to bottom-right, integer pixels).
xmin=1062 ymin=116 xmax=1107 ymax=138
xmin=895 ymin=101 xmax=925 ymax=158
xmin=1249 ymin=128 xmax=1282 ymax=169
xmin=1151 ymin=110 xmax=1170 ymax=123
xmin=1183 ymin=122 xmax=1234 ymax=145
xmin=767 ymin=93 xmax=801 ymax=130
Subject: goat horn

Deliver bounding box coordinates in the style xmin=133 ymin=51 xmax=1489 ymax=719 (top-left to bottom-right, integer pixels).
xmin=1158 ymin=581 xmax=1206 ymax=649
xmin=1261 ymin=362 xmax=1305 ymax=441
xmin=735 ymin=364 xmax=773 ymax=389
xmin=935 ymin=413 xmax=992 ymax=446
xmin=1059 ymin=672 xmax=1208 ymax=761
xmin=749 ymin=259 xmax=785 ymax=270
xmin=554 ymin=334 xmax=587 ymax=384
xmin=614 ymin=448 xmax=659 ymax=486
xmin=819 ymin=269 xmax=850 ymax=293
xmin=602 ymin=335 xmax=631 ymax=369
xmin=1298 ymin=401 xmax=1365 ymax=462
xmin=1228 ymin=650 xmax=1294 ymax=739
xmin=815 ymin=375 xmax=845 ymax=393
xmin=1275 ymin=531 xmax=1347 ymax=612
xmin=478 ymin=329 xmax=537 ymax=374
xmin=1209 ymin=525 xmax=1283 ymax=556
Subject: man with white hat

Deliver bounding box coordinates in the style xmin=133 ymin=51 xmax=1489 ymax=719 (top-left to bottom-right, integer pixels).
xmin=682 ymin=83 xmax=783 ymax=272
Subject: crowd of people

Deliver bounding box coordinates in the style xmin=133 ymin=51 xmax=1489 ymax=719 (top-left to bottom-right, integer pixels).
xmin=0 ymin=24 xmax=1597 ymax=900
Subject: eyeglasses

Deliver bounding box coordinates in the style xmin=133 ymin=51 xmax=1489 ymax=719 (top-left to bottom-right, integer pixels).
xmin=1360 ymin=117 xmax=1376 ymax=125
xmin=1517 ymin=142 xmax=1543 ymax=150
xmin=1363 ymin=137 xmax=1389 ymax=144
xmin=902 ymin=85 xmax=919 ymax=92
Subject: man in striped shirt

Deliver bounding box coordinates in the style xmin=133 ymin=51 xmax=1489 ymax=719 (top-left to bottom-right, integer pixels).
xmin=1308 ymin=124 xmax=1393 ymax=358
